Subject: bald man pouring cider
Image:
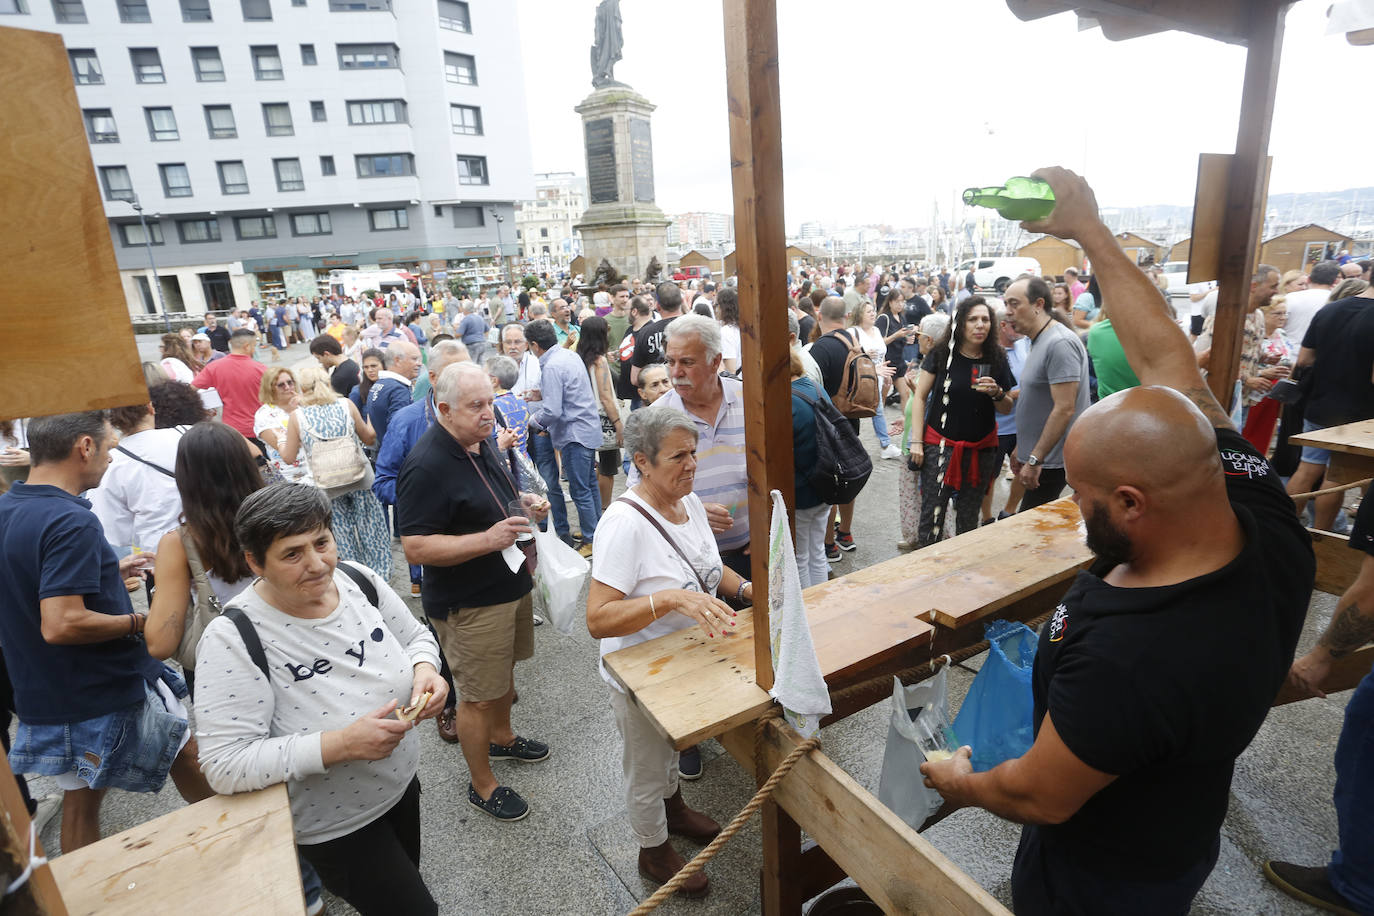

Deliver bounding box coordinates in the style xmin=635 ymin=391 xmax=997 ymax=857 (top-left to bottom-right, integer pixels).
xmin=921 ymin=167 xmax=1314 ymax=915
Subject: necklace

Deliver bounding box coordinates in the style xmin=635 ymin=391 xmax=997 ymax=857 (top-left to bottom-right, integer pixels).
xmin=1030 ymin=314 xmax=1054 ymax=343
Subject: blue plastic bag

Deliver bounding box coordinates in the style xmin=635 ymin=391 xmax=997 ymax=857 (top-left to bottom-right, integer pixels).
xmin=952 ymin=619 xmax=1037 ymax=772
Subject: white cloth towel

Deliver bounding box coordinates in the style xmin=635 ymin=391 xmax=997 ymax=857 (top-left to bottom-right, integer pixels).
xmin=766 ymin=490 xmax=832 ymax=738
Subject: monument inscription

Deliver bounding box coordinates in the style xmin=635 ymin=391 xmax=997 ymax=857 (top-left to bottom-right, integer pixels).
xmin=585 ymin=117 xmax=618 ymax=204
xmin=630 ymin=117 xmax=655 ymax=203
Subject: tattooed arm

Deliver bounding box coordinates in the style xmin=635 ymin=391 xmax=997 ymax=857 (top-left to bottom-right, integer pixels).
xmin=1288 ymin=554 xmax=1374 ymax=698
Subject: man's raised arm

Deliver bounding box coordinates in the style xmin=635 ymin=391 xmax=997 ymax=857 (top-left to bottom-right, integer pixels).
xmin=1022 ymin=167 xmax=1234 ymax=430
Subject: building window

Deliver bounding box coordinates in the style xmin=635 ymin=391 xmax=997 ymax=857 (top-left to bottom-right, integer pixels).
xmin=310 ymin=100 xmax=326 ymax=122
xmin=191 ymin=47 xmax=224 ymax=81
xmin=346 ymin=99 xmax=405 ymax=124
xmin=456 ymin=155 xmax=487 ymax=186
xmin=437 ymin=0 xmax=469 ymax=32
xmin=130 ymin=48 xmax=164 ymax=83
xmin=69 ymin=49 xmax=102 ymax=84
xmin=369 ymin=207 xmax=408 ymax=231
xmin=119 ymin=221 xmax=164 ymax=247
xmin=159 ymin=163 xmax=192 ymax=198
xmin=337 ymin=43 xmax=399 ymax=69
xmin=319 ymin=155 xmax=336 ymax=176
xmin=179 ymin=0 xmax=211 ymax=20
xmin=443 ymin=51 xmax=475 ymax=84
xmin=300 ymin=43 xmax=316 ymax=65
xmin=0 ymin=0 xmax=28 ymax=13
xmin=178 ymin=218 xmax=221 ymax=243
xmin=52 ymin=0 xmax=85 ymax=23
xmin=240 ymin=0 xmax=270 ymax=20
xmin=450 ymin=104 xmax=482 ymax=136
xmin=204 ymin=105 xmax=236 ymax=138
xmin=262 ymin=103 xmax=293 ymax=136
xmin=328 ymin=0 xmax=389 ymax=9
xmin=216 ymin=160 xmax=248 ymax=194
xmin=99 ymin=166 xmax=134 ymax=202
xmin=145 ymin=107 xmax=178 ymax=141
xmin=252 ymin=45 xmax=283 ymax=80
xmin=83 ymin=108 xmax=118 ymax=143
xmin=291 ymin=0 xmax=304 ymax=4
xmin=234 ymin=215 xmax=277 ymax=240
xmin=291 ymin=212 xmax=332 ymax=236
xmin=540 ymin=227 xmax=548 ymax=238
xmin=117 ymin=0 xmax=150 ymax=22
xmin=453 ymin=205 xmax=483 ymax=228
xmin=274 ymin=157 xmax=304 ymax=191
xmin=355 ymin=153 xmax=414 ymax=178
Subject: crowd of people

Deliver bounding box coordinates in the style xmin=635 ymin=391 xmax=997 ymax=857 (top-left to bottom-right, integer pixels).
xmin=2 ymin=165 xmax=1374 ymax=913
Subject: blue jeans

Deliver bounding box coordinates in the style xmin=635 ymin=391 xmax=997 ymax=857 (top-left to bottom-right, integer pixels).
xmin=872 ymin=404 xmax=891 ymax=448
xmin=529 ymin=431 xmax=568 ymax=537
xmin=1329 ymin=666 xmax=1374 ymax=911
xmin=561 ymin=441 xmax=602 ymax=541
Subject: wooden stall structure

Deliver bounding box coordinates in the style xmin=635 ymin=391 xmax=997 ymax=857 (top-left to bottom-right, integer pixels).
xmin=1017 ymin=236 xmax=1084 ymax=277
xmin=1261 ymin=223 xmax=1353 ymax=274
xmin=599 ymin=1 xmax=1338 ymax=912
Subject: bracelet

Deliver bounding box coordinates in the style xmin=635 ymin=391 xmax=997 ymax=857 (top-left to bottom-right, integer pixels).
xmin=736 ymin=580 xmax=750 ymax=601
xmin=992 ymin=388 xmax=1005 ymax=402
xmin=128 ymin=613 xmax=138 ymax=636
xmin=649 ymin=593 xmax=658 ymax=620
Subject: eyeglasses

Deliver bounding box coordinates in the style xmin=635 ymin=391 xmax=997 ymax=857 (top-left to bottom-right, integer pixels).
xmin=275 ymin=379 xmax=296 ymax=389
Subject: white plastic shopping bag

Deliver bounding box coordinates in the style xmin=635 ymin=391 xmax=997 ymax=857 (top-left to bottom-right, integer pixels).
xmin=877 ymin=668 xmax=953 ymax=829
xmin=766 ymin=490 xmax=832 ymax=739
xmin=531 ymin=527 xmax=589 ymax=635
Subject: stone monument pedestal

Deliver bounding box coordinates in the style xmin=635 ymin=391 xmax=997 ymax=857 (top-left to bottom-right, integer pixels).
xmin=573 ymin=86 xmax=669 ymax=284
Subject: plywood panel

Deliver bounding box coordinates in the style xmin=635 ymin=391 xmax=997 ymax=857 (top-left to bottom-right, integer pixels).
xmin=0 ymin=26 xmax=147 ymax=422
xmin=1290 ymin=419 xmax=1374 ymax=459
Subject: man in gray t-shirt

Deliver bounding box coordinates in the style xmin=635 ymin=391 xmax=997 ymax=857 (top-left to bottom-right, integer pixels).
xmin=1005 ymin=277 xmax=1091 ymax=511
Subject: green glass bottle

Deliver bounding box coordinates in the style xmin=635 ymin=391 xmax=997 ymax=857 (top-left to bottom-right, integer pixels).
xmin=962 ymin=177 xmax=1056 ymax=221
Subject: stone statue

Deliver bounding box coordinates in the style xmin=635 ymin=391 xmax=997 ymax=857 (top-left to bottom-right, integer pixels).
xmin=590 ymin=0 xmax=624 ymax=88
xmin=593 ymin=257 xmax=621 ymax=286
xmin=644 ymin=256 xmax=663 ymax=284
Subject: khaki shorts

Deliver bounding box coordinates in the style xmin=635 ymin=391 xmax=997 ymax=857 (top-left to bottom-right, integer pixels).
xmin=431 ymin=592 xmax=534 ymax=703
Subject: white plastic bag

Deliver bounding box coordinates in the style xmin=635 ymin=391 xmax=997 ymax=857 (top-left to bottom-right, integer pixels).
xmin=531 ymin=527 xmax=589 ymax=635
xmin=877 ymin=668 xmax=952 ymax=830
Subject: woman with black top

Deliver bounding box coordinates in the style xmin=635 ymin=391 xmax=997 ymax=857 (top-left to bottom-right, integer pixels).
xmin=909 ymin=297 xmax=1015 ymax=547
xmin=875 ymin=286 xmax=917 ymax=407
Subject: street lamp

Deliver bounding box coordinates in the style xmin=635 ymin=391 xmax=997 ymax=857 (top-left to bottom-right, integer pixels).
xmin=129 ymin=193 xmax=172 ymax=333
xmin=489 ymin=206 xmax=506 ymax=284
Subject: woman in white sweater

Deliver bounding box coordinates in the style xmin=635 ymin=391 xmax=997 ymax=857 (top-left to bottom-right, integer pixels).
xmin=195 ymin=483 xmax=446 ymax=916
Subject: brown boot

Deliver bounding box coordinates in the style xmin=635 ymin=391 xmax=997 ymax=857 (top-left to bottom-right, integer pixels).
xmin=637 ymin=840 xmax=709 ymax=898
xmin=664 ymin=788 xmax=721 ymax=844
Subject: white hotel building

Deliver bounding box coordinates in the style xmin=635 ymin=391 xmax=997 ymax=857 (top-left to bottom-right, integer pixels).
xmin=0 ymin=0 xmax=533 ymax=317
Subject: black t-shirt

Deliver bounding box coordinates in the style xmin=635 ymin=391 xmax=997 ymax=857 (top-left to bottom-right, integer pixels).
xmin=1352 ymin=492 xmax=1374 ymax=556
xmin=809 ymin=331 xmax=852 ymax=398
xmin=207 ymin=325 xmax=231 ymax=353
xmin=614 ymin=325 xmax=640 ymax=400
xmin=630 ymin=315 xmax=677 ymax=374
xmin=798 ymin=313 xmax=816 ymax=347
xmin=1302 ymin=296 xmax=1374 ymax=426
xmin=903 ymin=295 xmax=932 ymax=327
xmin=396 ymin=424 xmax=531 ymax=618
xmin=874 ymin=312 xmax=908 ymax=367
xmin=1017 ymin=428 xmax=1312 ymax=887
xmin=920 ymin=350 xmax=1014 ymax=442
xmin=330 ymin=358 xmax=360 ymax=399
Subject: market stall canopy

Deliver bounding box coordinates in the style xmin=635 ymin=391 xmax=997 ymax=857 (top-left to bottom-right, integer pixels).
xmin=1326 ymin=0 xmax=1374 ymax=44
xmin=1003 ymin=0 xmax=1272 ymax=46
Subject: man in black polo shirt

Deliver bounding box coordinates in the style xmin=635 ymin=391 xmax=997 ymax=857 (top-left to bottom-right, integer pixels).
xmin=923 ymin=168 xmax=1313 ymax=914
xmin=397 ymin=362 xmax=550 ymax=823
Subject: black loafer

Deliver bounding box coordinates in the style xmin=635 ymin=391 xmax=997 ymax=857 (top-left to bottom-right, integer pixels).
xmin=468 ymin=784 xmax=529 ymax=822
xmin=489 ymin=735 xmax=550 ymax=763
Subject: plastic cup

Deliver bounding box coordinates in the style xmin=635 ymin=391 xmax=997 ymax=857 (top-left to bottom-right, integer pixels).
xmin=507 ymin=497 xmax=536 ymax=543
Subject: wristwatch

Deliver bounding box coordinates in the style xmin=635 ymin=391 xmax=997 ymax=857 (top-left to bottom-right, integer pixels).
xmin=1027 ymin=454 xmax=1042 ymax=467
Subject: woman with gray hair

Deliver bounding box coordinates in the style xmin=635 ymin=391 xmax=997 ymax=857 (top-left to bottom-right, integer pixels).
xmin=586 ymin=407 xmax=752 ymax=899
xmin=195 ymin=482 xmax=446 ymax=916
xmin=486 ymin=353 xmax=531 ymax=457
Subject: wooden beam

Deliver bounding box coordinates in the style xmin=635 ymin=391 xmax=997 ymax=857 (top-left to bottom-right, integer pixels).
xmin=1312 ymin=528 xmax=1366 ymax=596
xmin=1274 ymin=644 xmax=1374 ymax=706
xmin=722 ymin=0 xmax=793 ymax=693
xmin=720 ymin=718 xmax=1010 ymax=915
xmin=1205 ymin=2 xmax=1287 ymax=409
xmin=0 ymin=750 xmax=65 ymax=914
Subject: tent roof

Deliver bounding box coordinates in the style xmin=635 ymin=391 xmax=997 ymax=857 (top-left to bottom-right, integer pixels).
xmin=1003 ymin=0 xmax=1273 ymax=46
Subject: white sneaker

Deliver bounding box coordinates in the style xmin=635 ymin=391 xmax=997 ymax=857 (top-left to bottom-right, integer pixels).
xmin=880 ymin=444 xmax=902 ymax=460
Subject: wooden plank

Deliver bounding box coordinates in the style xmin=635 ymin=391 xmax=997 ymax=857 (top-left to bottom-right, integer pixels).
xmin=1312 ymin=528 xmax=1367 ymax=596
xmin=723 ymin=0 xmax=793 ymax=693
xmin=760 ymin=803 xmax=803 ymax=915
xmin=0 ymin=26 xmax=147 ymax=422
xmin=1204 ymin=2 xmax=1286 ymax=410
xmin=1186 ymin=154 xmax=1272 ymax=285
xmin=0 ymin=748 xmax=66 ymax=914
xmin=49 ymin=785 xmax=303 ymax=916
xmin=720 ymin=718 xmax=1010 ymax=916
xmin=1290 ymin=419 xmax=1374 ymax=459
xmin=1274 ymin=644 xmax=1374 ymax=706
xmin=1323 ymin=452 xmax=1374 ymax=488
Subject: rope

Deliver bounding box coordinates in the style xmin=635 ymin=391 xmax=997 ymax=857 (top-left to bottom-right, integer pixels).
xmin=1290 ymin=477 xmax=1371 ymax=501
xmin=629 ymin=712 xmax=819 ymax=915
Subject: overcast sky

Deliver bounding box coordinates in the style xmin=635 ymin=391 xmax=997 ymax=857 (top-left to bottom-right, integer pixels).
xmin=515 ymin=0 xmax=1369 ymax=230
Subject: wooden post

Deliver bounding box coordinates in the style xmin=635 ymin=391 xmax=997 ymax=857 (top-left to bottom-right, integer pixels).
xmin=1206 ymin=1 xmax=1288 ymax=409
xmin=723 ymin=0 xmax=793 ymax=693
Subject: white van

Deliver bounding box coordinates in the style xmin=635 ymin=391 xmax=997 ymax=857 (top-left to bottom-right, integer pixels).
xmin=955 ymin=257 xmax=1041 ymax=293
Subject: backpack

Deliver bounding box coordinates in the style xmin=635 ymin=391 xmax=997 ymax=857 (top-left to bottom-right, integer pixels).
xmin=792 ymin=388 xmax=872 ymax=505
xmin=172 ymin=527 xmax=222 ymax=672
xmin=825 ymin=330 xmax=880 ymax=418
xmin=295 ymin=405 xmax=370 ymax=496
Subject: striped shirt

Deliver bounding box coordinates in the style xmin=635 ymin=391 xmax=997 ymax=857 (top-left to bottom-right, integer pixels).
xmin=655 ymin=377 xmax=750 ymax=551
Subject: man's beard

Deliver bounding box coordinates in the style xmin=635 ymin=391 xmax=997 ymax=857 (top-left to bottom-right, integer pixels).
xmin=1084 ymin=499 xmax=1133 ymax=566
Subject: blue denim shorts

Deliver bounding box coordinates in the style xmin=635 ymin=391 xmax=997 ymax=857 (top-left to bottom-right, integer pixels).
xmin=1300 ymin=418 xmax=1333 ymax=467
xmin=9 ymin=666 xmax=189 ymax=793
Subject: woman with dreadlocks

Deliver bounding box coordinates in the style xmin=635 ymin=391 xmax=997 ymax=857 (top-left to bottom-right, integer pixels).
xmin=908 ymin=296 xmax=1016 ymax=547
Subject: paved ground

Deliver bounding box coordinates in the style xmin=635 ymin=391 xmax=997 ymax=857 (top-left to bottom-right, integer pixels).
xmin=56 ymin=337 xmax=1350 ymax=913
